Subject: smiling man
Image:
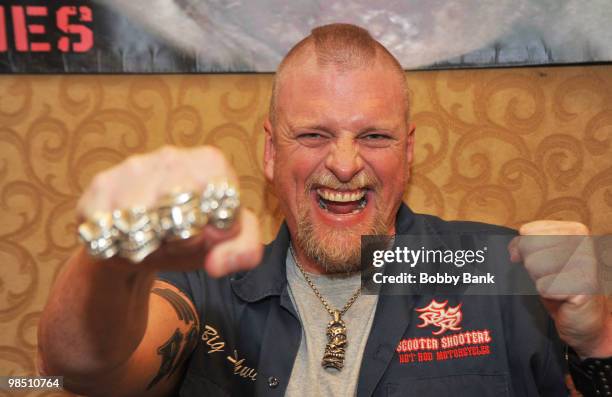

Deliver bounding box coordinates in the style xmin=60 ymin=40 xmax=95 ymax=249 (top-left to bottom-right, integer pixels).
xmin=38 ymin=24 xmax=611 ymax=397
xmin=264 ymin=27 xmax=412 ymax=274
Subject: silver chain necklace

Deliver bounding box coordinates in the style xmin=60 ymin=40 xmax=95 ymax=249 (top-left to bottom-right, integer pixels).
xmin=289 ymin=245 xmax=362 ymax=371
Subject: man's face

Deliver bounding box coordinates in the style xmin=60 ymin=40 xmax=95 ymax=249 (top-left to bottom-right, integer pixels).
xmin=264 ymin=57 xmax=415 ymax=273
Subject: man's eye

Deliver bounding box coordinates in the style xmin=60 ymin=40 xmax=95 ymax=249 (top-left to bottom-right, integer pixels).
xmin=360 ymin=133 xmax=394 ymax=147
xmin=363 ymin=134 xmax=390 ymax=140
xmin=296 ymin=132 xmax=328 ymax=147
xmin=298 ymin=133 xmax=323 ymax=139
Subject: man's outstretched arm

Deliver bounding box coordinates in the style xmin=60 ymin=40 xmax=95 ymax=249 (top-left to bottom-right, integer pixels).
xmin=37 ymin=146 xmax=262 ymax=397
xmin=38 ymin=250 xmax=199 ymax=396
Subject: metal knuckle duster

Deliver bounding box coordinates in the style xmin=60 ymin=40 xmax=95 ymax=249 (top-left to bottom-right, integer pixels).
xmin=77 ymin=180 xmax=240 ymax=264
xmin=78 ymin=212 xmax=118 ymax=260
xmin=112 ymin=207 xmax=162 ymax=263
xmin=158 ymin=190 xmax=204 ymax=241
xmin=200 ymin=181 xmax=240 ymax=230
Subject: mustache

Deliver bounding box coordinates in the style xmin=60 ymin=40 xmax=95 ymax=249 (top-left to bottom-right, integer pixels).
xmin=305 ymin=171 xmax=380 ymax=192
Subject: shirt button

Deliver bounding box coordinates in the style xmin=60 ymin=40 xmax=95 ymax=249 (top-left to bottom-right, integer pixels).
xmin=268 ymin=376 xmax=279 ymax=388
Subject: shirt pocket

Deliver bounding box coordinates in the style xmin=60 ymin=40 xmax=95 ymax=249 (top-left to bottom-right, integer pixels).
xmin=386 ymin=374 xmax=509 ymax=397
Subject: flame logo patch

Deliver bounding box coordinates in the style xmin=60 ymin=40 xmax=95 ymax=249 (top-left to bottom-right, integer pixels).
xmin=415 ymin=299 xmax=463 ymax=335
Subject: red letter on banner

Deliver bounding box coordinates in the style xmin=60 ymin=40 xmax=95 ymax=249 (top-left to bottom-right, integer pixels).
xmin=11 ymin=6 xmax=28 ymax=51
xmin=11 ymin=6 xmax=51 ymax=52
xmin=0 ymin=7 xmax=7 ymax=52
xmin=25 ymin=6 xmax=51 ymax=51
xmin=57 ymin=6 xmax=93 ymax=52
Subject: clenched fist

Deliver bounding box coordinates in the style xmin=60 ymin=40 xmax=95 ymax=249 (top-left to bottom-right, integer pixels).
xmin=508 ymin=221 xmax=612 ymax=358
xmin=76 ymin=145 xmax=263 ymax=277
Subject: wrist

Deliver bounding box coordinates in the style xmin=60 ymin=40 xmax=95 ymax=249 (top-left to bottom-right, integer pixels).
xmin=576 ymin=311 xmax=612 ymax=359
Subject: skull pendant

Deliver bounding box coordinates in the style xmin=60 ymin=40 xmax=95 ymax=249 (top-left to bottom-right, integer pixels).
xmin=322 ymin=310 xmax=347 ymax=370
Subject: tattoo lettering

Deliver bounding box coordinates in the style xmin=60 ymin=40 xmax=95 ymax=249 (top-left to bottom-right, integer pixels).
xmin=152 ymin=287 xmax=196 ymax=324
xmin=147 ymin=328 xmax=183 ymax=390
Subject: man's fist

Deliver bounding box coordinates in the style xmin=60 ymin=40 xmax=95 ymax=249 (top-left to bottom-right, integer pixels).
xmin=508 ymin=221 xmax=612 ymax=358
xmin=77 ymin=145 xmax=263 ymax=277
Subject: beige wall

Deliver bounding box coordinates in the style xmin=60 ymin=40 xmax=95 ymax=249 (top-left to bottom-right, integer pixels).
xmin=1 ymin=65 xmax=611 ymax=395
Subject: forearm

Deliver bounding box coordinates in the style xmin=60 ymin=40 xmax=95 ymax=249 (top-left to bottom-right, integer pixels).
xmin=38 ymin=248 xmax=156 ymax=380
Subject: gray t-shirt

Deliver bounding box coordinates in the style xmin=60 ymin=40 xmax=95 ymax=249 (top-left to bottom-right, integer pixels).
xmin=285 ymin=252 xmax=379 ymax=396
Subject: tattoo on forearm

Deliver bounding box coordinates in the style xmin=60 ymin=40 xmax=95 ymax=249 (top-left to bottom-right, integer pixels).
xmin=152 ymin=287 xmax=196 ymax=324
xmin=147 ymin=328 xmax=183 ymax=390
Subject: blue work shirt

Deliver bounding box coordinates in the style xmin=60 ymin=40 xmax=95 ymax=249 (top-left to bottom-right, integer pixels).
xmin=158 ymin=204 xmax=567 ymax=396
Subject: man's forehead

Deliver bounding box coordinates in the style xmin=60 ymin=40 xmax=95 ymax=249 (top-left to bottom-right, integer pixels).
xmin=276 ymin=60 xmax=406 ymax=116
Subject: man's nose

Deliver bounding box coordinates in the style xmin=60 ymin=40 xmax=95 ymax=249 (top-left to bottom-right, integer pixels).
xmin=325 ymin=138 xmax=364 ymax=183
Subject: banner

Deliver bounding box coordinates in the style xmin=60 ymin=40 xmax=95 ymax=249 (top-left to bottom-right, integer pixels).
xmin=1 ymin=0 xmax=611 ymax=73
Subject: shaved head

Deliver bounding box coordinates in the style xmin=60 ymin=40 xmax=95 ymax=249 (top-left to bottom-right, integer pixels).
xmin=263 ymin=23 xmax=416 ymax=274
xmin=269 ymin=23 xmax=409 ymax=125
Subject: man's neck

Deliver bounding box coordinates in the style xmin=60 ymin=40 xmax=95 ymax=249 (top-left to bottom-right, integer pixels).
xmin=290 ymin=243 xmax=326 ymax=275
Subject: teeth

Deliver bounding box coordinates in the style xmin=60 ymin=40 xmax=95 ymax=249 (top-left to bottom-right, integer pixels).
xmin=358 ymin=197 xmax=366 ymax=209
xmin=316 ymin=188 xmax=366 ymax=203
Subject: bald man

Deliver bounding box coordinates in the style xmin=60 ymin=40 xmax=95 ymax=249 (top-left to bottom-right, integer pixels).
xmin=38 ymin=24 xmax=611 ymax=396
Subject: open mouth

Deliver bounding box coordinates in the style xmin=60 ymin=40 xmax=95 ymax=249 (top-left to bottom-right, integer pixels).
xmin=315 ymin=187 xmax=368 ymax=215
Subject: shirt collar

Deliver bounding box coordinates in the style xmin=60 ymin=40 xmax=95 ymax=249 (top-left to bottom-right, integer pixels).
xmin=231 ymin=203 xmax=416 ymax=302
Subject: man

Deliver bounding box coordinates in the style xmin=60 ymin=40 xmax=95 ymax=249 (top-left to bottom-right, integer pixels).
xmin=38 ymin=24 xmax=611 ymax=396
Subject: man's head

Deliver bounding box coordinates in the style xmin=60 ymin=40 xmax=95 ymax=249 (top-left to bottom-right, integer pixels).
xmin=263 ymin=23 xmax=415 ymax=273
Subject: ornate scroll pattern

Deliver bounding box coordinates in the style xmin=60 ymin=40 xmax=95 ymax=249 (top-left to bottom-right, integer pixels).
xmin=0 ymin=66 xmax=611 ymax=396
xmin=406 ymin=66 xmax=612 ymax=232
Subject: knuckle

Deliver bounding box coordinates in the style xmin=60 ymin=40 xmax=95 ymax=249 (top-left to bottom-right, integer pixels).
xmin=157 ymin=145 xmax=179 ymax=164
xmin=535 ymin=278 xmax=551 ymax=297
xmin=572 ymin=222 xmax=590 ymax=235
xmin=90 ymin=171 xmax=110 ymax=193
xmin=202 ymin=146 xmax=228 ymax=168
xmin=125 ymin=155 xmax=144 ymax=173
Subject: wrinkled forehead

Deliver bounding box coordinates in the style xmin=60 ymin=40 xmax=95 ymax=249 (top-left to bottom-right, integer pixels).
xmin=275 ymin=57 xmax=408 ymax=126
xmin=272 ymin=41 xmax=409 ymax=122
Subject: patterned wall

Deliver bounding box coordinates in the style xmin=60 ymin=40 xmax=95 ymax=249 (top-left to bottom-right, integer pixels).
xmin=1 ymin=65 xmax=611 ymax=395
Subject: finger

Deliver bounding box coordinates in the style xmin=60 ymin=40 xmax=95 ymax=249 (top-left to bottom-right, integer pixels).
xmin=535 ymin=272 xmax=600 ymax=300
xmin=522 ymin=246 xmax=576 ymax=280
xmin=520 ymin=236 xmax=598 ymax=281
xmin=204 ymin=209 xmax=263 ymax=278
xmin=520 ymin=220 xmax=590 ymax=236
xmin=507 ymin=235 xmax=560 ymax=264
xmin=77 ymin=170 xmax=116 ymax=221
xmin=154 ymin=146 xmax=204 ymax=195
xmin=507 ymin=236 xmax=522 ymax=263
xmin=517 ymin=234 xmax=582 ymax=259
xmin=161 ymin=212 xmax=242 ymax=256
xmin=185 ymin=146 xmax=239 ymax=188
xmin=143 ymin=208 xmax=244 ymax=270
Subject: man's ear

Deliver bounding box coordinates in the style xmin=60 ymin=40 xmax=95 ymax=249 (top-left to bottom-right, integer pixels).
xmin=406 ymin=123 xmax=416 ymax=165
xmin=263 ymin=117 xmax=275 ymax=182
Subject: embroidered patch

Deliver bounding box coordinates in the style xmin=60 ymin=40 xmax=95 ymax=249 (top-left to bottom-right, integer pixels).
xmin=396 ymin=300 xmax=492 ymax=364
xmin=415 ymin=299 xmax=462 ymax=335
